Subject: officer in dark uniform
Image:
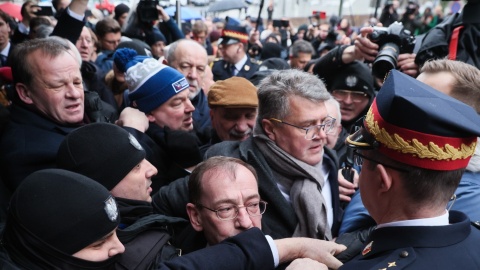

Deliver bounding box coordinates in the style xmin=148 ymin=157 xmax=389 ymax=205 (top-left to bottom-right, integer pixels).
xmin=212 ymin=25 xmax=260 ymax=81
xmin=340 ymin=70 xmax=480 ymax=269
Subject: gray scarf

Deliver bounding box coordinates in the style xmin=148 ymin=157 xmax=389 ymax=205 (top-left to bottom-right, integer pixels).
xmin=253 ymin=125 xmax=332 ymax=240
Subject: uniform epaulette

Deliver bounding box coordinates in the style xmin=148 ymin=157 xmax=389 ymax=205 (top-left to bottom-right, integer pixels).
xmin=209 ymin=58 xmax=222 ymax=68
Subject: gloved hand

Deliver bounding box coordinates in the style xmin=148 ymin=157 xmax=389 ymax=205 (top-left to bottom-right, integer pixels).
xmin=334 ymin=226 xmax=375 ymax=263
xmin=163 ymin=126 xmax=203 ymax=169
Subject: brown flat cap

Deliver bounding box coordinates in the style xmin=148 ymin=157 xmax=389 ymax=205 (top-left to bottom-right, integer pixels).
xmin=208 ymin=77 xmax=258 ymax=108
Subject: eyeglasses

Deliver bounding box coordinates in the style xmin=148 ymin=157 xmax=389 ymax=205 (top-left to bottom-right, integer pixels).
xmin=352 ymin=149 xmax=408 ymax=172
xmin=197 ymin=201 xmax=267 ymax=221
xmin=332 ymin=90 xmax=369 ymax=103
xmin=269 ymin=116 xmax=336 ymax=140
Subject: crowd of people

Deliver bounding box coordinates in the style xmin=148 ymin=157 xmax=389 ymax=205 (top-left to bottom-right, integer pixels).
xmin=0 ymin=0 xmax=479 ymax=268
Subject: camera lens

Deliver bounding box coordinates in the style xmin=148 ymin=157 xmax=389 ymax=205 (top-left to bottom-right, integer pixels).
xmin=372 ymin=42 xmax=399 ymax=79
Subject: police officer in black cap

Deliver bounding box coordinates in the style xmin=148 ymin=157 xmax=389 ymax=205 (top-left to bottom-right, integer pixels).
xmin=212 ymin=25 xmax=260 ymax=81
xmin=340 ymin=70 xmax=480 ymax=269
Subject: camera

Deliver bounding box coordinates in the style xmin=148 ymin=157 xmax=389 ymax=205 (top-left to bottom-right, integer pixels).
xmin=33 ymin=2 xmax=54 ymax=17
xmin=368 ymin=22 xmax=415 ymax=79
xmin=273 ymin=19 xmax=289 ymax=28
xmin=137 ymin=0 xmax=159 ymax=23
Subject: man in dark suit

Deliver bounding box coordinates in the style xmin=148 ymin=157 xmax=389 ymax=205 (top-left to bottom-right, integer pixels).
xmin=212 ymin=25 xmax=259 ymax=81
xmin=340 ymin=70 xmax=480 ymax=269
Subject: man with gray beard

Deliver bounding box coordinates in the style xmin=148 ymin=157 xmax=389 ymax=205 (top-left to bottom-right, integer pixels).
xmin=164 ymin=39 xmax=211 ymax=131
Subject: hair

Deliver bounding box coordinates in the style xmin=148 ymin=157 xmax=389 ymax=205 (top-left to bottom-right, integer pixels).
xmin=50 ymin=36 xmax=82 ymax=65
xmin=370 ymin=150 xmax=464 ymax=207
xmin=420 ymin=59 xmax=480 ymax=113
xmin=188 ymin=156 xmax=258 ymax=205
xmin=289 ymin=39 xmax=315 ymax=58
xmin=166 ymin=39 xmax=207 ymax=66
xmin=34 ymin=25 xmax=54 ymax=39
xmin=325 ymin=97 xmax=341 ymax=121
xmin=257 ymin=69 xmax=331 ymax=122
xmin=0 ymin=10 xmax=12 ymax=25
xmin=20 ymin=0 xmax=35 ymax=18
xmin=29 ymin=17 xmax=52 ymax=31
xmin=86 ymin=27 xmax=100 ymax=54
xmin=192 ymin=20 xmax=208 ymax=35
xmin=95 ymin=18 xmax=121 ymax=39
xmin=11 ymin=37 xmax=78 ymax=87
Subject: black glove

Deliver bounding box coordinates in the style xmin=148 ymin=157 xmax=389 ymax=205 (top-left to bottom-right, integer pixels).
xmin=334 ymin=226 xmax=375 ymax=263
xmin=162 ymin=126 xmax=203 ymax=169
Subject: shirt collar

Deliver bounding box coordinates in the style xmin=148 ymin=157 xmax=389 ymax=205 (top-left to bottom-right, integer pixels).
xmin=376 ymin=210 xmax=449 ymax=229
xmin=234 ymin=54 xmax=248 ymax=71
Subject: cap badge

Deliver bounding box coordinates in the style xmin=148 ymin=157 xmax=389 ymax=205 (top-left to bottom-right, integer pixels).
xmin=362 ymin=241 xmax=373 ymax=256
xmin=128 ymin=133 xmax=143 ymax=151
xmin=346 ymin=75 xmax=358 ymax=87
xmin=104 ymin=196 xmax=118 ymax=222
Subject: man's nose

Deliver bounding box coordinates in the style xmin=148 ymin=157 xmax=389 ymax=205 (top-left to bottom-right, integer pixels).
xmin=235 ymin=118 xmax=249 ymax=133
xmin=235 ymin=207 xmax=253 ymax=229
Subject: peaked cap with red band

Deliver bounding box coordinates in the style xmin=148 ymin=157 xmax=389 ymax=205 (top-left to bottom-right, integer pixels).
xmin=346 ymin=70 xmax=480 ymax=171
xmin=219 ymin=25 xmax=248 ymax=45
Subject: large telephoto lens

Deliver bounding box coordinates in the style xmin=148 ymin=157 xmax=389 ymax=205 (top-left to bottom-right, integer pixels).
xmin=372 ymin=42 xmax=399 ymax=79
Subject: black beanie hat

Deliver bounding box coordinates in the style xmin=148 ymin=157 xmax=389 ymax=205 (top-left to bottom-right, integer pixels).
xmin=145 ymin=28 xmax=167 ymax=46
xmin=9 ymin=169 xmax=120 ymax=254
xmin=57 ymin=123 xmax=146 ymax=191
xmin=260 ymin=42 xmax=283 ymax=60
xmin=114 ymin=3 xmax=130 ymax=21
xmin=329 ymin=61 xmax=375 ymax=97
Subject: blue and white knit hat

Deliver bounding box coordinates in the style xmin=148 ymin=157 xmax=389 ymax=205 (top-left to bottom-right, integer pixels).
xmin=113 ymin=48 xmax=189 ymax=113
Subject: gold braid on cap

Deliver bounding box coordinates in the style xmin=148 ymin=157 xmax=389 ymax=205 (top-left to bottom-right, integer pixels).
xmin=365 ymin=107 xmax=477 ymax=160
xmin=223 ymin=30 xmax=248 ymax=41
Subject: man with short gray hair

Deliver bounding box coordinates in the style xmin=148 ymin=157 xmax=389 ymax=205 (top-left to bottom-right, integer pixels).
xmin=154 ymin=69 xmax=342 ymax=241
xmin=222 ymin=69 xmax=341 ymax=240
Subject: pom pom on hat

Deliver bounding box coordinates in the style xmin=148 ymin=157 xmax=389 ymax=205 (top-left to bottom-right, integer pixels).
xmin=113 ymin=48 xmax=190 ymax=113
xmin=114 ymin=48 xmax=148 ymax=73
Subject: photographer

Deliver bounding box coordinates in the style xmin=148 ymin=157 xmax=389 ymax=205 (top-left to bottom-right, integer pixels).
xmin=353 ymin=25 xmax=418 ymax=78
xmin=399 ymin=0 xmax=422 ymax=34
xmin=123 ymin=3 xmax=183 ymax=45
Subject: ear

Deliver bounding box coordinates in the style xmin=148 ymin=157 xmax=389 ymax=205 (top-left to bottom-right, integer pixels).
xmin=16 ymin=83 xmax=34 ymax=105
xmin=262 ymin=118 xmax=276 ymax=141
xmin=376 ymin=164 xmax=393 ymax=194
xmin=146 ymin=113 xmax=156 ymax=123
xmin=186 ymin=203 xmax=204 ymax=232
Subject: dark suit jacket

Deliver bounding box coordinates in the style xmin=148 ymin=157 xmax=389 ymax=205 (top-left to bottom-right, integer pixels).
xmin=212 ymin=56 xmax=260 ymax=81
xmin=0 ymin=105 xmax=80 ymax=192
xmin=152 ymin=137 xmax=342 ymax=240
xmin=340 ymin=211 xmax=480 ymax=269
xmin=159 ymin=228 xmax=274 ymax=269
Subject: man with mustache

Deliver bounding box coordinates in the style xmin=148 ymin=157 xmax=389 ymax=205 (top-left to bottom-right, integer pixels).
xmin=199 ymin=76 xmax=258 ymax=154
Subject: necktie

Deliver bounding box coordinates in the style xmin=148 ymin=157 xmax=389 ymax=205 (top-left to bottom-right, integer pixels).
xmin=230 ymin=64 xmax=236 ymax=76
xmin=0 ymin=54 xmax=7 ymax=67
